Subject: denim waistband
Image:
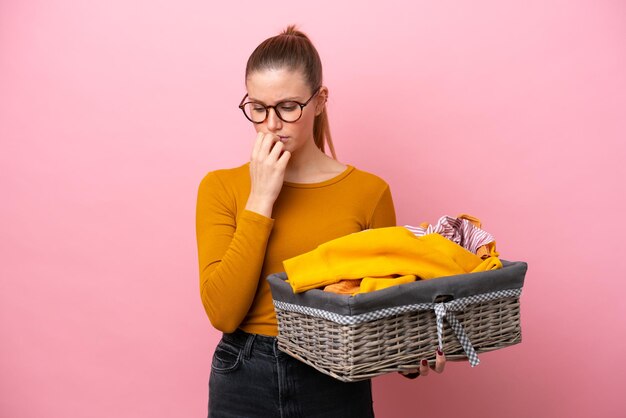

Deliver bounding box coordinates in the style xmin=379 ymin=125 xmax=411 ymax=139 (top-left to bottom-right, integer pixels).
xmin=222 ymin=328 xmax=279 ymax=356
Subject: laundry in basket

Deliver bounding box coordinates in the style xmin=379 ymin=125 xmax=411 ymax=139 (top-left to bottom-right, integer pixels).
xmin=267 ymin=259 xmax=527 ymax=382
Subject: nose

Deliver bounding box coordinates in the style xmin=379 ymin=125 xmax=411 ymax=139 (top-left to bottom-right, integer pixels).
xmin=266 ymin=107 xmax=283 ymax=132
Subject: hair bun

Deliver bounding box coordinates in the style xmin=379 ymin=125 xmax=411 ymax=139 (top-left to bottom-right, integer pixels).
xmin=281 ymin=24 xmax=307 ymax=39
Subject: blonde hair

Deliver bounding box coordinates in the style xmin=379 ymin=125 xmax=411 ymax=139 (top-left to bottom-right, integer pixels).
xmin=245 ymin=25 xmax=336 ymax=159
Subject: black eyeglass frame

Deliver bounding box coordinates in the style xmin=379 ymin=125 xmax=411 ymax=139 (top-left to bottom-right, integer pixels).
xmin=238 ymin=86 xmax=322 ymax=124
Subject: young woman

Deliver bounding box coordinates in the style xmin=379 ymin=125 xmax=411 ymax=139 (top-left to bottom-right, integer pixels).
xmin=195 ymin=25 xmax=445 ymax=418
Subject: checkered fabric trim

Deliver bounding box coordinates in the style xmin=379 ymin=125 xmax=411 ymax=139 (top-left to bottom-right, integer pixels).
xmin=434 ymin=302 xmax=479 ymax=366
xmin=273 ymin=288 xmax=522 ymax=367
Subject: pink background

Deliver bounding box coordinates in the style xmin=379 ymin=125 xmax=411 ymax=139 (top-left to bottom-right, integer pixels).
xmin=2 ymin=1 xmax=625 ymax=417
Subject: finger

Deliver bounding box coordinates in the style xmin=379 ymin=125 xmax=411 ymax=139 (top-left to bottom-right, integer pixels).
xmin=433 ymin=348 xmax=446 ymax=373
xmin=268 ymin=138 xmax=285 ymax=161
xmin=419 ymin=359 xmax=429 ymax=377
xmin=258 ymin=132 xmax=279 ymax=158
xmin=277 ymin=149 xmax=291 ymax=169
xmin=251 ymin=131 xmax=264 ymax=162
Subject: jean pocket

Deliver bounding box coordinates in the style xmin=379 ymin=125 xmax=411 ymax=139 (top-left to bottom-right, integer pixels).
xmin=211 ymin=339 xmax=243 ymax=374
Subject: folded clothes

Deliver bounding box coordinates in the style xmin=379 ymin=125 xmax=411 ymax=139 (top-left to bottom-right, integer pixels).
xmin=283 ymin=226 xmax=502 ymax=294
xmin=359 ymin=274 xmax=417 ymax=293
xmin=323 ymin=279 xmax=362 ymax=295
xmin=321 ymin=214 xmax=500 ymax=295
xmin=323 ymin=274 xmax=417 ymax=295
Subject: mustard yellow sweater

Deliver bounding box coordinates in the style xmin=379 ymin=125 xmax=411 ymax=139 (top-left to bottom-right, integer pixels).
xmin=195 ymin=162 xmax=396 ymax=336
xmin=283 ymin=226 xmax=502 ymax=293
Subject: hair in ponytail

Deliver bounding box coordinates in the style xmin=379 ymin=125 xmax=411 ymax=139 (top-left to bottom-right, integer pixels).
xmin=244 ymin=25 xmax=336 ymax=159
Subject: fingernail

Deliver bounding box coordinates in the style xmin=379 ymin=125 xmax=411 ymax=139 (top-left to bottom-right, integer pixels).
xmin=437 ymin=348 xmax=444 ymax=356
xmin=421 ymin=359 xmax=428 ymax=366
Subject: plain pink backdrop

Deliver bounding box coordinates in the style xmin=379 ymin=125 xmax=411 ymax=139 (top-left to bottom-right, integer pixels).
xmin=2 ymin=1 xmax=625 ymax=417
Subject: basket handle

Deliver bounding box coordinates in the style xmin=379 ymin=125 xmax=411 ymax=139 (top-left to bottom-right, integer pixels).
xmin=433 ymin=294 xmax=454 ymax=303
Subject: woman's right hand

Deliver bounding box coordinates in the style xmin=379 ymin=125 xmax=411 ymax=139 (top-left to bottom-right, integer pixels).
xmin=245 ymin=132 xmax=291 ymax=218
xmin=398 ymin=349 xmax=446 ymax=379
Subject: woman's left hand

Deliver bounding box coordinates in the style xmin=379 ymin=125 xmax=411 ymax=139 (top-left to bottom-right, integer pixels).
xmin=398 ymin=348 xmax=446 ymax=379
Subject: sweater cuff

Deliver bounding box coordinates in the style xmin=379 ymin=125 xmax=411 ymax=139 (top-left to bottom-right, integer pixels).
xmin=283 ymin=249 xmax=331 ymax=293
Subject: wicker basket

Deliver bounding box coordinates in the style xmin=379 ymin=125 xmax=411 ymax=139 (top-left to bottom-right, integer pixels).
xmin=266 ymin=259 xmax=527 ymax=382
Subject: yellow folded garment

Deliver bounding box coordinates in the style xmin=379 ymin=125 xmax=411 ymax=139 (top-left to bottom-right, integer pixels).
xmin=471 ymin=254 xmax=502 ymax=272
xmin=283 ymin=226 xmax=502 ymax=294
xmin=357 ymin=274 xmax=417 ymax=293
xmin=323 ymin=275 xmax=417 ymax=295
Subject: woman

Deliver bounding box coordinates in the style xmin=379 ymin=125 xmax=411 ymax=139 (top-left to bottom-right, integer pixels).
xmin=195 ymin=25 xmax=445 ymax=418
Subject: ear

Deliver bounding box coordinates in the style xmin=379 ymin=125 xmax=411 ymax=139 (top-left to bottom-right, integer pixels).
xmin=315 ymin=86 xmax=329 ymax=116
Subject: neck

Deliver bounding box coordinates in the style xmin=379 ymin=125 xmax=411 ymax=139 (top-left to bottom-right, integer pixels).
xmin=285 ymin=136 xmax=330 ymax=175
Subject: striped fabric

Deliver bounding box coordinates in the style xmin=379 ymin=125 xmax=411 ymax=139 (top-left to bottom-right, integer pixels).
xmin=404 ymin=215 xmax=495 ymax=255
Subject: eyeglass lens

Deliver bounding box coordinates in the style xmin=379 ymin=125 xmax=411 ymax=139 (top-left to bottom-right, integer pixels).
xmin=242 ymin=101 xmax=302 ymax=123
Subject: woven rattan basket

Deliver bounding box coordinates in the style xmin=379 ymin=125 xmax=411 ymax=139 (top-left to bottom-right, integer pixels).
xmin=266 ymin=259 xmax=527 ymax=382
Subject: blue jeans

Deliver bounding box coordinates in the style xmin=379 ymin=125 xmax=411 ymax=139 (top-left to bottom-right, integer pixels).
xmin=208 ymin=328 xmax=375 ymax=418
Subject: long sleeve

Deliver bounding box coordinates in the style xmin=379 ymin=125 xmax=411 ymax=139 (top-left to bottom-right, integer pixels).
xmin=367 ymin=184 xmax=396 ymax=229
xmin=195 ymin=171 xmax=274 ymax=333
xmin=194 ymin=163 xmax=401 ymax=336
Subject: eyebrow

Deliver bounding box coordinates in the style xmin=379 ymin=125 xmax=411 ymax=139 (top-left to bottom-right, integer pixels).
xmin=247 ymin=95 xmax=302 ymax=104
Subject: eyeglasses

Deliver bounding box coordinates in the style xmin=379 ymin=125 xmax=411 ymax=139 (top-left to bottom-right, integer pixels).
xmin=238 ymin=87 xmax=321 ymax=123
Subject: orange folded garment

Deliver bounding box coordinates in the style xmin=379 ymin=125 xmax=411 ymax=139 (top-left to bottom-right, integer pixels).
xmin=323 ymin=279 xmax=362 ymax=295
xmin=324 ymin=274 xmax=418 ymax=295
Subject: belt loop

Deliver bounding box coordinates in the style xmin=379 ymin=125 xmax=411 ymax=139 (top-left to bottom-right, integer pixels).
xmin=242 ymin=333 xmax=256 ymax=360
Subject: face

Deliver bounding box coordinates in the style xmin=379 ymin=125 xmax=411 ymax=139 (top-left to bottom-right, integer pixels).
xmin=245 ymin=68 xmax=326 ymax=154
